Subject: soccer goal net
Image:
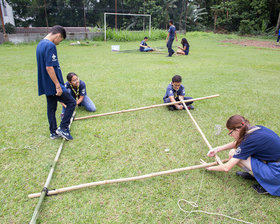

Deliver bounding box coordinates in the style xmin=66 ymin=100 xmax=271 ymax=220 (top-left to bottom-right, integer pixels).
xmin=104 ymin=13 xmax=151 ymax=41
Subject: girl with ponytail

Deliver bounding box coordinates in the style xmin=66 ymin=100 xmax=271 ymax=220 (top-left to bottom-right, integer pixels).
xmin=207 ymin=115 xmax=280 ymax=196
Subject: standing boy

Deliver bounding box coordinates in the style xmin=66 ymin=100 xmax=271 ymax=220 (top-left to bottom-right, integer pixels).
xmin=36 ymin=25 xmax=76 ymax=140
xmin=163 ymin=75 xmax=194 ymax=110
xmin=166 ymin=20 xmax=178 ymax=57
xmin=139 ymin=37 xmax=154 ymax=52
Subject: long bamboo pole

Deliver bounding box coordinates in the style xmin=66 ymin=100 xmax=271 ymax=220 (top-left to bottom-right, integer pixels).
xmin=28 ymin=158 xmax=228 ymax=199
xmin=180 ymin=100 xmax=223 ymax=165
xmin=75 ymin=94 xmax=219 ymax=121
xmin=29 ymin=111 xmax=76 ymax=224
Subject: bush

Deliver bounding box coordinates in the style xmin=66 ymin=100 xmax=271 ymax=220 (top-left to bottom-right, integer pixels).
xmin=0 ymin=23 xmax=16 ymax=34
xmin=238 ymin=20 xmax=254 ymax=35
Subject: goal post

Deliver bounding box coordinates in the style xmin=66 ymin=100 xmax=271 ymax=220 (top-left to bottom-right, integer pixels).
xmin=104 ymin=12 xmax=151 ymax=41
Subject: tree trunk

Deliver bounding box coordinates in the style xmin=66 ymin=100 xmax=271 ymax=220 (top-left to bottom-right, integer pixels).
xmin=214 ymin=12 xmax=217 ymax=33
xmin=276 ymin=11 xmax=280 ymax=35
xmin=179 ymin=0 xmax=185 ymax=32
xmin=165 ymin=3 xmax=169 ymax=30
xmin=184 ymin=1 xmax=188 ymax=33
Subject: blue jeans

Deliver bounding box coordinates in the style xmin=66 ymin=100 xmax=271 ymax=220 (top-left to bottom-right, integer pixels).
xmin=143 ymin=48 xmax=153 ymax=52
xmin=46 ymin=90 xmax=76 ymax=134
xmin=62 ymin=93 xmax=96 ymax=114
xmin=164 ymin=96 xmax=193 ymax=109
xmin=167 ymin=38 xmax=174 ymax=56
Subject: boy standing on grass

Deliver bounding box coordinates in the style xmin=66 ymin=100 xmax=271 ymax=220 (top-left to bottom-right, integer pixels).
xmin=166 ymin=20 xmax=178 ymax=57
xmin=139 ymin=37 xmax=154 ymax=52
xmin=163 ymin=75 xmax=194 ymax=110
xmin=36 ymin=25 xmax=76 ymax=140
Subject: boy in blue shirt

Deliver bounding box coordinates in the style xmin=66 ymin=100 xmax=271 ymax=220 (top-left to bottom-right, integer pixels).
xmin=166 ymin=20 xmax=178 ymax=57
xmin=163 ymin=75 xmax=194 ymax=110
xmin=139 ymin=37 xmax=154 ymax=52
xmin=36 ymin=25 xmax=76 ymax=140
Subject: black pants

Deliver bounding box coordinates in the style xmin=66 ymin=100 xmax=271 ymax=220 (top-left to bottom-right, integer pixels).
xmin=167 ymin=38 xmax=174 ymax=56
xmin=46 ymin=91 xmax=76 ymax=133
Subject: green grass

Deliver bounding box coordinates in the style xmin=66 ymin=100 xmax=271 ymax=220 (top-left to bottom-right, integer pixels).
xmin=0 ymin=32 xmax=280 ymax=223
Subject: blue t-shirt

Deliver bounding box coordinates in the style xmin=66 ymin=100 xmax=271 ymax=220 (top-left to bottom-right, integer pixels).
xmin=65 ymin=80 xmax=87 ymax=100
xmin=278 ymin=29 xmax=280 ymax=36
xmin=168 ymin=25 xmax=176 ymax=39
xmin=163 ymin=83 xmax=185 ymax=100
xmin=233 ymin=126 xmax=280 ymax=161
xmin=36 ymin=39 xmax=64 ymax=96
xmin=139 ymin=40 xmax=147 ymax=51
xmin=183 ymin=43 xmax=190 ymax=55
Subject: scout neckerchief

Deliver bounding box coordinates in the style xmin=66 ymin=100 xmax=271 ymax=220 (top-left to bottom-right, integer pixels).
xmin=70 ymin=80 xmax=80 ymax=101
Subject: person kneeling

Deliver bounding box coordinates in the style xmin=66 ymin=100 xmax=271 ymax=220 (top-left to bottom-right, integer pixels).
xmin=61 ymin=72 xmax=96 ymax=118
xmin=177 ymin=38 xmax=190 ymax=55
xmin=163 ymin=75 xmax=194 ymax=111
xmin=207 ymin=115 xmax=280 ymax=196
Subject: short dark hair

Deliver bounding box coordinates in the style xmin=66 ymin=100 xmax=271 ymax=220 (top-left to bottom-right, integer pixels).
xmin=172 ymin=75 xmax=182 ymax=83
xmin=67 ymin=72 xmax=78 ymax=82
xmin=144 ymin=37 xmax=148 ymax=39
xmin=169 ymin=20 xmax=174 ymax=25
xmin=51 ymin=25 xmax=66 ymax=39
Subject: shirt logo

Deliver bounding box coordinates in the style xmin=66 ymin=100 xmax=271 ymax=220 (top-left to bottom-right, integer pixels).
xmin=81 ymin=89 xmax=86 ymax=95
xmin=169 ymin=90 xmax=173 ymax=94
xmin=52 ymin=54 xmax=57 ymax=61
xmin=235 ymin=147 xmax=242 ymax=155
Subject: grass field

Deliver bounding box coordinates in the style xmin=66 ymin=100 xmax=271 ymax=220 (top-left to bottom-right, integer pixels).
xmin=0 ymin=32 xmax=280 ymax=223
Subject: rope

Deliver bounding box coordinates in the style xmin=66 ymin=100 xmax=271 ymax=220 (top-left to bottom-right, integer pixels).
xmin=177 ymin=170 xmax=253 ymax=224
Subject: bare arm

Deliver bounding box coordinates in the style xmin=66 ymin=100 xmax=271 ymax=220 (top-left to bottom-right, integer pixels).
xmin=207 ymin=142 xmax=236 ymax=157
xmin=46 ymin=66 xmax=62 ymax=96
xmin=169 ymin=96 xmax=183 ymax=110
xmin=175 ymin=31 xmax=178 ymax=41
xmin=207 ymin=157 xmax=240 ymax=172
xmin=76 ymin=95 xmax=84 ymax=105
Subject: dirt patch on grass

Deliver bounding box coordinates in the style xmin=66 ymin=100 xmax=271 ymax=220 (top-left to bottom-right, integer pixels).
xmin=221 ymin=39 xmax=280 ymax=49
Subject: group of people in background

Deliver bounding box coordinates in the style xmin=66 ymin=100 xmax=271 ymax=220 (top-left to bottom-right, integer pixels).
xmin=140 ymin=20 xmax=190 ymax=56
xmin=36 ymin=25 xmax=280 ymax=197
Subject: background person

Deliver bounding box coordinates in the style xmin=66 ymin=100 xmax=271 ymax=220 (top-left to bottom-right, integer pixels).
xmin=207 ymin=115 xmax=280 ymax=196
xmin=177 ymin=38 xmax=190 ymax=55
xmin=139 ymin=37 xmax=154 ymax=52
xmin=36 ymin=25 xmax=76 ymax=140
xmin=166 ymin=20 xmax=178 ymax=57
xmin=61 ymin=72 xmax=96 ymax=117
xmin=277 ymin=28 xmax=280 ymax=45
xmin=163 ymin=75 xmax=194 ymax=110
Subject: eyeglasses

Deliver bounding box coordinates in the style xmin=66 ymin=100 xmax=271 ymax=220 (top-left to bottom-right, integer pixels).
xmin=228 ymin=129 xmax=235 ymax=136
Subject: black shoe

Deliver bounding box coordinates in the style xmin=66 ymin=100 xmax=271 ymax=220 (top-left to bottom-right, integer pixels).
xmin=56 ymin=127 xmax=73 ymax=140
xmin=168 ymin=106 xmax=175 ymax=111
xmin=236 ymin=171 xmax=256 ymax=180
xmin=187 ymin=105 xmax=194 ymax=110
xmin=252 ymin=184 xmax=269 ymax=195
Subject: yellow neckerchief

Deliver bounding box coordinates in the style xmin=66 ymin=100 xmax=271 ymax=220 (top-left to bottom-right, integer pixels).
xmin=247 ymin=126 xmax=261 ymax=134
xmin=70 ymin=81 xmax=80 ymax=101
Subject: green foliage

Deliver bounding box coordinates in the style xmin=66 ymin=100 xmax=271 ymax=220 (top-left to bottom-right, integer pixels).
xmin=0 ymin=23 xmax=16 ymax=34
xmin=105 ymin=28 xmax=166 ymax=42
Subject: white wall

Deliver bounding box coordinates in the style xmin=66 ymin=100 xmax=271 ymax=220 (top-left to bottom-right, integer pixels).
xmin=1 ymin=0 xmax=15 ymax=25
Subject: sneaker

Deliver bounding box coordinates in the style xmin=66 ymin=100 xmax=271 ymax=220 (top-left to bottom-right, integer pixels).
xmin=50 ymin=132 xmax=62 ymax=140
xmin=252 ymin=184 xmax=269 ymax=195
xmin=168 ymin=106 xmax=175 ymax=111
xmin=56 ymin=127 xmax=73 ymax=140
xmin=236 ymin=171 xmax=256 ymax=180
xmin=187 ymin=105 xmax=195 ymax=110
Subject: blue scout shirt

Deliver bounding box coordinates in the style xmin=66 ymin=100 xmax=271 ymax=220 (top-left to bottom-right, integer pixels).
xmin=183 ymin=43 xmax=189 ymax=55
xmin=278 ymin=29 xmax=280 ymax=35
xmin=163 ymin=83 xmax=185 ymax=100
xmin=65 ymin=80 xmax=87 ymax=100
xmin=168 ymin=25 xmax=176 ymax=39
xmin=139 ymin=40 xmax=147 ymax=51
xmin=233 ymin=126 xmax=280 ymax=161
xmin=36 ymin=39 xmax=64 ymax=96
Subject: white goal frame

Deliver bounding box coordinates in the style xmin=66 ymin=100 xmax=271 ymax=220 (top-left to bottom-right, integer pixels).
xmin=104 ymin=12 xmax=151 ymax=41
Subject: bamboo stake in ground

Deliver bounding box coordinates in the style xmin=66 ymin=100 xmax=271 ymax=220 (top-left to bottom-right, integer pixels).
xmin=180 ymin=100 xmax=223 ymax=165
xmin=29 ymin=112 xmax=76 ymax=224
xmin=75 ymin=94 xmax=219 ymax=121
xmin=28 ymin=158 xmax=228 ymax=199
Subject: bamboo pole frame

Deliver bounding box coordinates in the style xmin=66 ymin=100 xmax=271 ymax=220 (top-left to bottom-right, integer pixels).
xmin=28 ymin=158 xmax=228 ymax=198
xmin=75 ymin=94 xmax=219 ymax=121
xmin=29 ymin=112 xmax=76 ymax=224
xmin=180 ymin=100 xmax=223 ymax=165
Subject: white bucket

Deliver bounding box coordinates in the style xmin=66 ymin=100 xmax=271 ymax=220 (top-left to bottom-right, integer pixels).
xmin=111 ymin=45 xmax=120 ymax=51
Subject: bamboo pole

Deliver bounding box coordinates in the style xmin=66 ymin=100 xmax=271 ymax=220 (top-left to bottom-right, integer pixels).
xmin=29 ymin=111 xmax=76 ymax=224
xmin=28 ymin=158 xmax=228 ymax=199
xmin=180 ymin=100 xmax=223 ymax=165
xmin=75 ymin=94 xmax=219 ymax=121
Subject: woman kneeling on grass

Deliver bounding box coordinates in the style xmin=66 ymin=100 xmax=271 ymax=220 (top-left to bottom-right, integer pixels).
xmin=177 ymin=38 xmax=190 ymax=55
xmin=207 ymin=114 xmax=280 ymax=196
xmin=61 ymin=72 xmax=96 ymax=118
